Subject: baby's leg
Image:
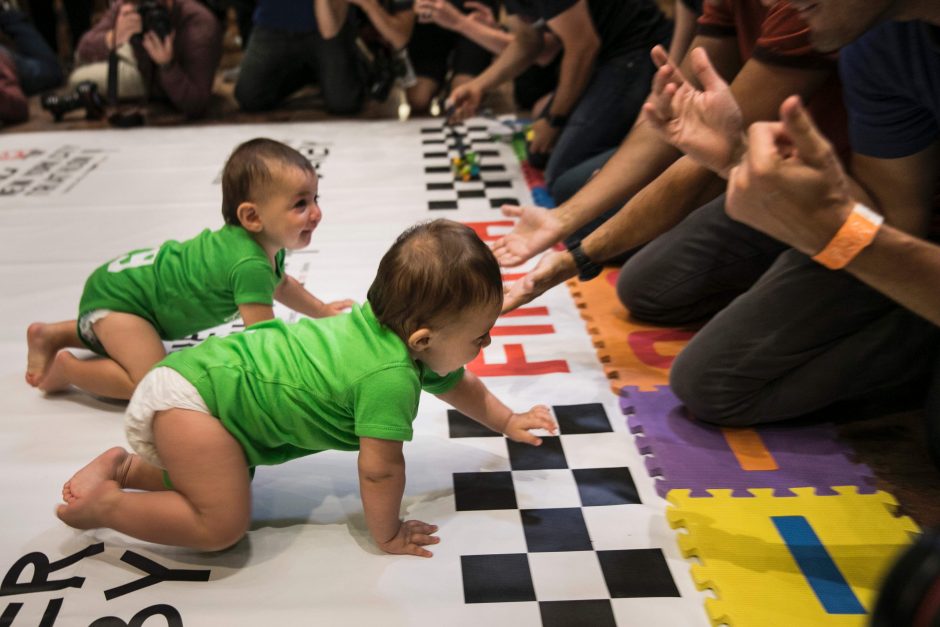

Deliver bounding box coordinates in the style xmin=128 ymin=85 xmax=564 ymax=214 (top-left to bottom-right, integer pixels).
xmin=26 ymin=320 xmax=81 ymax=386
xmin=61 ymin=447 xmax=167 ymax=504
xmin=57 ymin=408 xmax=252 ymax=551
xmin=43 ymin=313 xmax=166 ymax=398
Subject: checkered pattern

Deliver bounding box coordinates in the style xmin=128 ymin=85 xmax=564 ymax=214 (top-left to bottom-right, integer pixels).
xmin=449 ymin=403 xmax=681 ymax=624
xmin=421 ymin=124 xmax=526 ymax=211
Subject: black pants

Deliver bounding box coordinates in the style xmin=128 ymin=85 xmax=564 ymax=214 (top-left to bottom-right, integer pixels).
xmin=617 ymin=194 xmax=940 ymax=442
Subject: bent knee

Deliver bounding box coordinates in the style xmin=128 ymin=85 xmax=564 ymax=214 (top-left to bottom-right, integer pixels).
xmin=195 ymin=518 xmax=250 ymax=552
xmin=669 ymin=351 xmax=765 ymax=428
xmin=617 ymin=266 xmax=676 ymax=325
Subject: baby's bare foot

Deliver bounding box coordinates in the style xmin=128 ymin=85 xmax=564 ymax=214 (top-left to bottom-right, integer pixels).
xmin=57 ymin=480 xmax=120 ymax=530
xmin=62 ymin=447 xmax=129 ymax=503
xmin=38 ymin=351 xmax=75 ymax=393
xmin=26 ymin=323 xmax=59 ymax=387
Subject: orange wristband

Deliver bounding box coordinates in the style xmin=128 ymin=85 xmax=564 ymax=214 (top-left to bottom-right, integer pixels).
xmin=812 ymin=203 xmax=883 ymax=270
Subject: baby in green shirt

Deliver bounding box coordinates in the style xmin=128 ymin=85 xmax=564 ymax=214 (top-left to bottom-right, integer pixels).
xmin=26 ymin=138 xmax=353 ymax=400
xmin=55 ymin=219 xmax=555 ymax=557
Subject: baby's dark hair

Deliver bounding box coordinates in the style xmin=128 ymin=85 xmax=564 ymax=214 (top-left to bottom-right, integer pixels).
xmin=368 ymin=219 xmax=503 ymax=339
xmin=221 ymin=138 xmax=315 ymax=226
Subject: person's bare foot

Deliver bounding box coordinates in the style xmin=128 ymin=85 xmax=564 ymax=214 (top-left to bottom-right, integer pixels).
xmin=38 ymin=350 xmax=75 ymax=393
xmin=57 ymin=479 xmax=121 ymax=530
xmin=26 ymin=323 xmax=61 ymax=387
xmin=61 ymin=447 xmax=129 ymax=503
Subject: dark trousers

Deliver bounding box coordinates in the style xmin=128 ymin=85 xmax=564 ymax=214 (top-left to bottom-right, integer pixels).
xmin=617 ymin=194 xmax=940 ymax=444
xmin=0 ymin=8 xmax=62 ymax=94
xmin=543 ymin=46 xmax=660 ymax=190
xmin=234 ymin=20 xmax=365 ymax=114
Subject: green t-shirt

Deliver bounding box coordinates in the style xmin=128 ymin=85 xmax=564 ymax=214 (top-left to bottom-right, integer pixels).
xmin=79 ymin=225 xmax=285 ymax=343
xmin=158 ymin=302 xmax=464 ymax=467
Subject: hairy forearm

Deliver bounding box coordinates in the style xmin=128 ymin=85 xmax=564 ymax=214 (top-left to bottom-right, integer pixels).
xmin=847 ymin=225 xmax=940 ymax=327
xmin=453 ymin=15 xmax=512 ymax=55
xmin=436 ymin=371 xmax=511 ymax=434
xmin=581 ymin=156 xmax=724 ymax=262
xmin=474 ymin=26 xmax=541 ymax=90
xmin=359 ymin=462 xmax=406 ymax=544
xmin=557 ymin=119 xmax=683 ymax=234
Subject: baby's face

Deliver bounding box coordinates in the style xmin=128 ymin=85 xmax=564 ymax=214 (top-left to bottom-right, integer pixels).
xmin=419 ymin=304 xmax=500 ymax=376
xmin=254 ymin=164 xmax=322 ymax=251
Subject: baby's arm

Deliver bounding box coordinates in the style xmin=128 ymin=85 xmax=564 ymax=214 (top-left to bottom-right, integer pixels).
xmin=358 ymin=436 xmax=439 ymax=557
xmin=274 ymin=275 xmax=354 ymax=318
xmin=238 ymin=303 xmax=275 ymax=328
xmin=435 ymin=371 xmax=556 ymax=445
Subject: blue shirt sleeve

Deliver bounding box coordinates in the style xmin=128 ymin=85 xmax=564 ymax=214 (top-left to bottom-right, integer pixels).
xmin=839 ymin=21 xmax=940 ymax=159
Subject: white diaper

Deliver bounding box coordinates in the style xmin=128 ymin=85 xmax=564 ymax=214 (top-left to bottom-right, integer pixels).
xmin=125 ymin=367 xmax=210 ymax=468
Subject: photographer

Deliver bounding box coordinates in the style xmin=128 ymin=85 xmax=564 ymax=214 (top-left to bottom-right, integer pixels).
xmin=71 ymin=0 xmax=222 ymax=119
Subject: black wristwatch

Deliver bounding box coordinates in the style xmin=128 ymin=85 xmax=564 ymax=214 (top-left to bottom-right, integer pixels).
xmin=546 ymin=113 xmax=569 ymax=129
xmin=568 ymin=244 xmax=602 ymax=281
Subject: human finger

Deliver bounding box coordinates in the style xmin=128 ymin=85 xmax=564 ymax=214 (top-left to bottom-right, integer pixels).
xmin=779 ymin=95 xmax=832 ymax=169
xmin=650 ymin=44 xmax=670 ymax=69
xmin=690 ymin=47 xmax=728 ymax=93
xmin=745 ymin=120 xmax=787 ymax=177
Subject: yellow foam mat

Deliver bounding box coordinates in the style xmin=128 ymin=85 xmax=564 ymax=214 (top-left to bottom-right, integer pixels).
xmin=666 ymin=487 xmax=920 ymax=626
xmin=566 ymin=269 xmax=696 ymax=393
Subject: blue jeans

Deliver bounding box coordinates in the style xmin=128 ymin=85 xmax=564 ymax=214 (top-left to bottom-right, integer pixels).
xmin=543 ymin=46 xmax=660 ymax=190
xmin=0 ymin=9 xmax=62 ymax=95
xmin=234 ymin=20 xmax=365 ymax=114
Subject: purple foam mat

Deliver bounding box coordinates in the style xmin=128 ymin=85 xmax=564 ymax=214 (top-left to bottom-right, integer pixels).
xmin=620 ymin=386 xmax=876 ymax=498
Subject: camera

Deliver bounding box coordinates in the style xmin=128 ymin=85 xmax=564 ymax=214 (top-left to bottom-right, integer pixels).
xmin=136 ymin=0 xmax=172 ymax=40
xmin=40 ymin=81 xmax=106 ymax=122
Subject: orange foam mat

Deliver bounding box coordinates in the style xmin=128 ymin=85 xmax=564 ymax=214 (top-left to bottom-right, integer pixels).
xmin=566 ymin=268 xmax=697 ymax=393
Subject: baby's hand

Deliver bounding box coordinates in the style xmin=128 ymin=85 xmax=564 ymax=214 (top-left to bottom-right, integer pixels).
xmin=323 ymin=299 xmax=356 ymax=316
xmin=503 ymin=405 xmax=556 ymax=446
xmin=379 ymin=519 xmax=440 ymax=558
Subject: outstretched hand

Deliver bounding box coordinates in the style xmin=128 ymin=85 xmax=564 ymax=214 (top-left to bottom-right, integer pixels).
xmin=726 ymin=95 xmax=854 ymax=256
xmin=501 ymin=250 xmax=578 ymax=313
xmin=322 ymin=299 xmax=356 ymax=316
xmin=502 ymin=405 xmax=557 ymax=446
xmin=447 ymin=81 xmax=482 ymax=123
xmin=641 ymin=46 xmax=744 ymax=177
xmin=491 ymin=204 xmax=565 ymax=267
xmin=378 ymin=519 xmax=440 ymax=558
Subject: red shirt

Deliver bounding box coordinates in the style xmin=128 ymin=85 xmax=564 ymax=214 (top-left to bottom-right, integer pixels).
xmin=698 ymin=0 xmax=849 ymax=156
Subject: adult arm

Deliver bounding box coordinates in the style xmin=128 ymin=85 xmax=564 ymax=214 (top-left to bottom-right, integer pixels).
xmin=492 ymin=33 xmax=741 ymax=267
xmin=726 ymin=96 xmax=940 ymax=325
xmin=315 ymin=0 xmax=350 ymax=39
xmin=448 ymin=14 xmax=542 ymax=119
xmin=155 ymin=10 xmax=222 ymax=118
xmin=349 ymin=0 xmax=414 ymax=50
xmin=75 ymin=3 xmax=122 ymax=62
xmin=669 ymin=0 xmax=699 ymax=62
xmin=502 ymin=51 xmax=836 ymax=310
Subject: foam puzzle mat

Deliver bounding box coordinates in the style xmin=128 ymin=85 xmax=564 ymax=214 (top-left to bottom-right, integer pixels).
xmin=566 ymin=269 xmax=696 ymax=394
xmin=667 ymin=487 xmax=919 ymax=626
xmin=621 ymin=386 xmax=877 ymax=498
xmin=0 ymin=120 xmax=710 ymax=626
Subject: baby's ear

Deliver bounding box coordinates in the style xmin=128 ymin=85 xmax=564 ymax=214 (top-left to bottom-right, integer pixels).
xmin=407 ymin=328 xmax=432 ymax=353
xmin=236 ymin=202 xmax=262 ymax=232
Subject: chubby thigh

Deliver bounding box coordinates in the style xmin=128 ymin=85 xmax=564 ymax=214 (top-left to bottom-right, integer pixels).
xmin=153 ymin=407 xmax=252 ymax=543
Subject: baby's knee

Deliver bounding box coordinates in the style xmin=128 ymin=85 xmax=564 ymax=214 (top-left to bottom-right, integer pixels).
xmin=196 ymin=516 xmax=250 ymax=552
